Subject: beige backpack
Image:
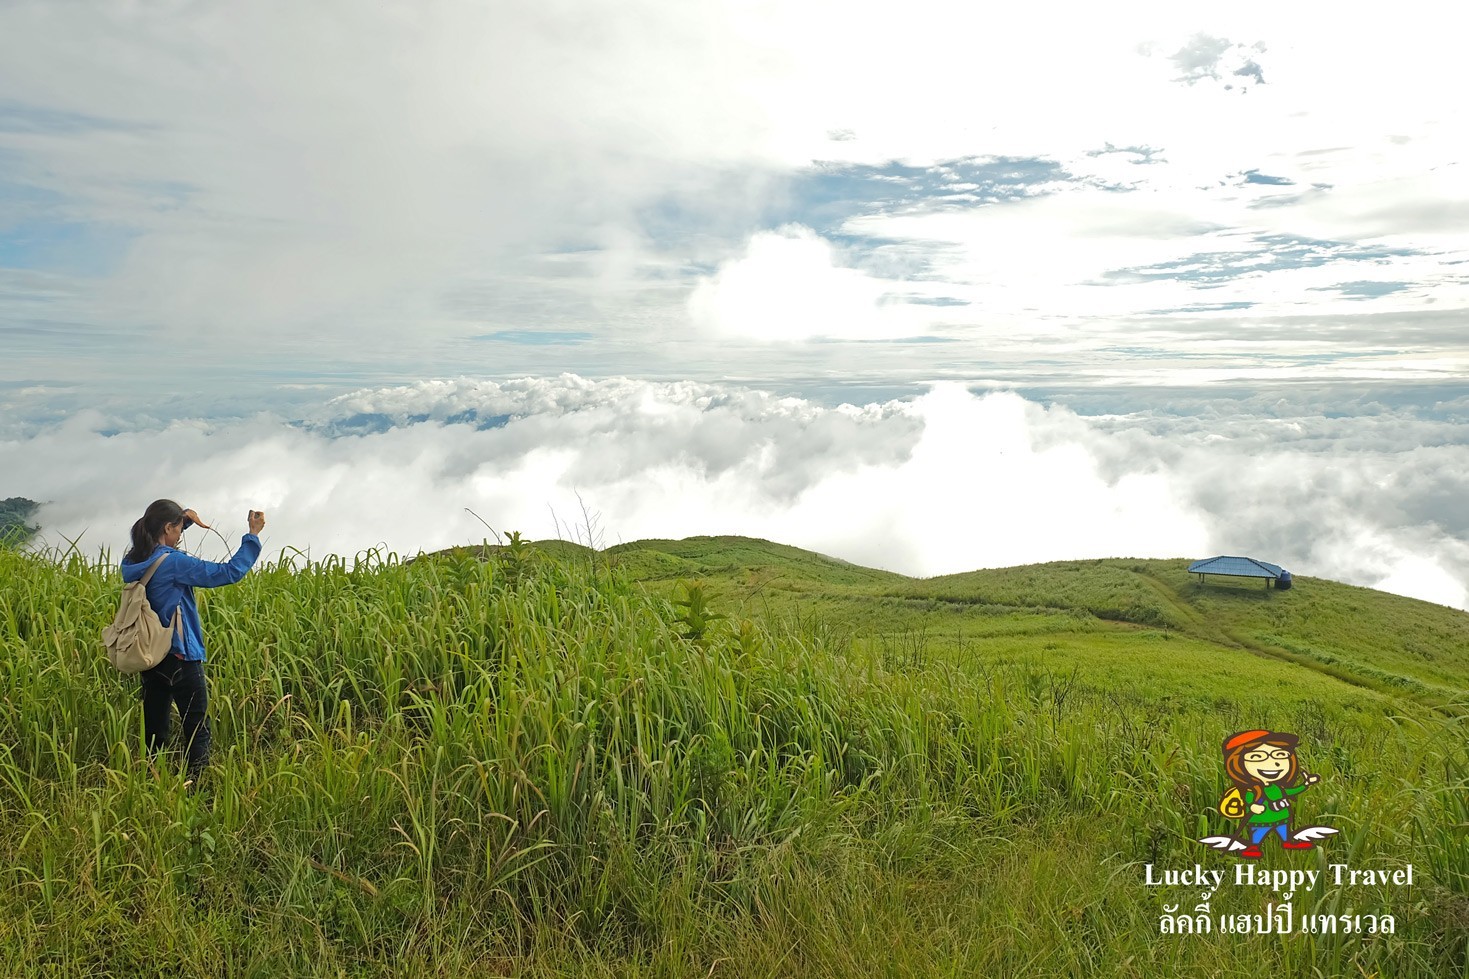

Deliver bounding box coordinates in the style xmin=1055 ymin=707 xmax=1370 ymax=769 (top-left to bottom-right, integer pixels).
xmin=103 ymin=552 xmax=182 ymax=673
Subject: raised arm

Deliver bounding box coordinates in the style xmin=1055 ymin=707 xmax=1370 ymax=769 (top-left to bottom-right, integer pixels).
xmin=169 ymin=535 xmax=263 ymax=588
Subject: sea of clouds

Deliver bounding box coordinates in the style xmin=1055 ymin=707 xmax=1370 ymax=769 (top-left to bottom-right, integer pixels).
xmin=7 ymin=375 xmax=1467 ymax=611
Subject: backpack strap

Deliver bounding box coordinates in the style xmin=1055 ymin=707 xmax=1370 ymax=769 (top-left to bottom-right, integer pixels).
xmin=139 ymin=551 xmax=170 ymax=586
xmin=140 ymin=552 xmax=187 ymax=655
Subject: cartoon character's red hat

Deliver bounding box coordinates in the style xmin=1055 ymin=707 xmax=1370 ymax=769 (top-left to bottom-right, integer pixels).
xmin=1223 ymin=729 xmax=1299 ymax=753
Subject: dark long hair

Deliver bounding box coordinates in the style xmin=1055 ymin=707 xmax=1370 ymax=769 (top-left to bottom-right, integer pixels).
xmin=125 ymin=499 xmax=185 ymax=564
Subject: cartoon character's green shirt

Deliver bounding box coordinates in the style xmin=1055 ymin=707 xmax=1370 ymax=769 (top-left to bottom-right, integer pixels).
xmin=1245 ymin=783 xmax=1307 ymax=824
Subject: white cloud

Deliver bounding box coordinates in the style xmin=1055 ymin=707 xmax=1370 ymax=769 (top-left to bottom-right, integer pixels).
xmin=687 ymin=226 xmax=920 ymax=341
xmin=6 ymin=4 xmax=1467 ymax=622
xmin=8 ymin=376 xmax=1467 ymax=611
xmin=0 ymin=0 xmax=802 ymax=351
xmin=4 ymin=0 xmax=1468 ymax=387
xmin=1374 ymin=556 xmax=1469 ymax=611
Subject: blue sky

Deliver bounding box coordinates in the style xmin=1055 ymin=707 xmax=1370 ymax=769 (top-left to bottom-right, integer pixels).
xmin=3 ymin=2 xmax=1468 ymax=608
xmin=2 ymin=0 xmax=1465 ymax=413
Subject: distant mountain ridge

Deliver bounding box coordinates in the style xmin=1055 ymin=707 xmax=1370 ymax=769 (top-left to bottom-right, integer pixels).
xmin=0 ymin=497 xmax=39 ymax=546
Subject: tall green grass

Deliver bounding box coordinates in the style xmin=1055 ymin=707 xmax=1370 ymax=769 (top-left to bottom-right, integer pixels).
xmin=0 ymin=541 xmax=1463 ymax=976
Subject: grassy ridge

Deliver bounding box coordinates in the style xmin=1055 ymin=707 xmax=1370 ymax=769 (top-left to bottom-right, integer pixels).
xmin=0 ymin=538 xmax=1465 ymax=976
xmin=0 ymin=498 xmax=39 ymax=548
xmin=640 ymin=542 xmax=1469 ymax=709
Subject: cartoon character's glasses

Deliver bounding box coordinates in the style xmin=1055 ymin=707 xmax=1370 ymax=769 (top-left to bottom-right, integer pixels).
xmin=1243 ymin=749 xmax=1292 ymax=762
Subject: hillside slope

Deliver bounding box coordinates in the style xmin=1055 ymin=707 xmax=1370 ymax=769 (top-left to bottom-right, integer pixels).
xmin=15 ymin=536 xmax=1450 ymax=975
xmin=602 ymin=538 xmax=1469 ymax=712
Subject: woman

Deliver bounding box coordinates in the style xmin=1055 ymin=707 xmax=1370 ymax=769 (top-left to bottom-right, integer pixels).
xmin=1220 ymin=729 xmax=1321 ymax=858
xmin=120 ymin=499 xmax=266 ymax=783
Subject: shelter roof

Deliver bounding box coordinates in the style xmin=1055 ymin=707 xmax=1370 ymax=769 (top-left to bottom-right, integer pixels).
xmin=1187 ymin=556 xmax=1286 ymax=578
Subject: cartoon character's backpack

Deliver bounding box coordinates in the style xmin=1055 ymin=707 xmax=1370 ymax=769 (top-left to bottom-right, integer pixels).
xmin=1218 ymin=787 xmax=1246 ymax=819
xmin=103 ymin=552 xmax=182 ymax=673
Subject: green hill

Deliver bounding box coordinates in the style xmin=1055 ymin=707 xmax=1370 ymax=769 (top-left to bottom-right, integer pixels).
xmin=0 ymin=497 xmax=39 ymax=546
xmin=608 ymin=539 xmax=1469 ymax=711
xmin=607 ymin=534 xmax=909 ymax=588
xmin=0 ymin=536 xmax=1464 ymax=977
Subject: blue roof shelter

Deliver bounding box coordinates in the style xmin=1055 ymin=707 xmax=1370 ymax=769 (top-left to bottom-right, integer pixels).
xmin=1188 ymin=556 xmax=1292 ymax=589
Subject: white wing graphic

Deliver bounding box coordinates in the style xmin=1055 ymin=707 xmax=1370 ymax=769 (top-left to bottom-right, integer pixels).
xmin=1199 ymin=836 xmax=1248 ymax=851
xmin=1292 ymin=826 xmax=1340 ymax=841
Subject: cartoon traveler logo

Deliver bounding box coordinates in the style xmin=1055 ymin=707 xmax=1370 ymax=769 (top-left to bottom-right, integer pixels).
xmin=1200 ymin=729 xmax=1339 ymax=858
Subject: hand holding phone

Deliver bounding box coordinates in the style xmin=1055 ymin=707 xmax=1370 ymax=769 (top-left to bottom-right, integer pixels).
xmin=248 ymin=510 xmax=267 ymax=535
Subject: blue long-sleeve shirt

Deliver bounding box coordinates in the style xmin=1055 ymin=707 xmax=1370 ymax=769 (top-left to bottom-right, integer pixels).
xmin=119 ymin=535 xmax=262 ymax=662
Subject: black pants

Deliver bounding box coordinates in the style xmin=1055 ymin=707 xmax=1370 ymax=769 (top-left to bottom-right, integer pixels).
xmin=140 ymin=657 xmax=211 ymax=778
